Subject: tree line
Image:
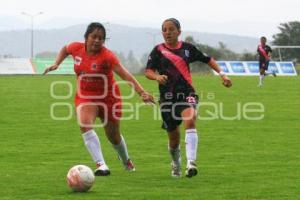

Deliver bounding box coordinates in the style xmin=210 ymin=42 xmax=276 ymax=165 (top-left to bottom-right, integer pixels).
xmin=35 ymin=21 xmax=300 ymax=74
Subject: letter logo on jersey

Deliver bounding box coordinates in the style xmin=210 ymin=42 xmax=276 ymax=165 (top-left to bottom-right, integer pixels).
xmin=74 ymin=56 xmax=82 ymax=65
xmin=91 ymin=63 xmax=97 ymax=70
xmin=184 ymin=50 xmax=190 ymax=58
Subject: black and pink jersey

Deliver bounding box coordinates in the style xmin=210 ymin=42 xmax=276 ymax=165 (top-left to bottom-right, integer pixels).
xmin=257 ymin=44 xmax=272 ymax=62
xmin=146 ymin=41 xmax=211 ymax=100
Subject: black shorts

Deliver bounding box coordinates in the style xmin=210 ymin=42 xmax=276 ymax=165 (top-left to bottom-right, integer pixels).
xmin=159 ymin=94 xmax=198 ymax=132
xmin=259 ymin=60 xmax=269 ymax=70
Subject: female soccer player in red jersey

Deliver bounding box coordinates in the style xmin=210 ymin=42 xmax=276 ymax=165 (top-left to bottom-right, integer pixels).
xmin=44 ymin=22 xmax=154 ymax=176
xmin=145 ymin=18 xmax=232 ymax=178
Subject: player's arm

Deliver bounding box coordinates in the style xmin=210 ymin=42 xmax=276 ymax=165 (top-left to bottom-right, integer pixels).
xmin=144 ymin=69 xmax=168 ymax=85
xmin=192 ymin=44 xmax=232 ymax=88
xmin=113 ymin=63 xmax=155 ymax=104
xmin=144 ymin=47 xmax=168 ymax=85
xmin=43 ymin=46 xmax=69 ymax=75
xmin=208 ymin=58 xmax=232 ymax=88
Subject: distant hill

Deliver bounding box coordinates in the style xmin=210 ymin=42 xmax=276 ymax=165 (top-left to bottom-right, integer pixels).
xmin=0 ymin=23 xmax=259 ymax=58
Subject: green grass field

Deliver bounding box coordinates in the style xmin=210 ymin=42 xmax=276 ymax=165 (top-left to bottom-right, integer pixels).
xmin=0 ymin=75 xmax=299 ymax=200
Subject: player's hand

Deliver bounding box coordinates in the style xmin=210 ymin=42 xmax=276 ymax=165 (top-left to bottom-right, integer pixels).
xmin=43 ymin=64 xmax=59 ymax=75
xmin=222 ymin=75 xmax=232 ymax=88
xmin=140 ymin=91 xmax=156 ymax=105
xmin=156 ymin=75 xmax=168 ymax=85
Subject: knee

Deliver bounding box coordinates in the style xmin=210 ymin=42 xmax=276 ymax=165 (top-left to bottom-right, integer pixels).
xmin=78 ymin=118 xmax=93 ymax=129
xmin=184 ymin=119 xmax=196 ymax=129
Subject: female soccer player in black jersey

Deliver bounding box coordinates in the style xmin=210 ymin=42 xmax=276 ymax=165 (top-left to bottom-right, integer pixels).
xmin=257 ymin=36 xmax=276 ymax=87
xmin=145 ymin=18 xmax=232 ymax=178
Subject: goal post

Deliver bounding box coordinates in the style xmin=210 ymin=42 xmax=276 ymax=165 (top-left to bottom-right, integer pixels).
xmin=271 ymin=46 xmax=300 ymax=61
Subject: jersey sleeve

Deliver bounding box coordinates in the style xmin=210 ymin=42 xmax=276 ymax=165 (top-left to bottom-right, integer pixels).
xmin=267 ymin=45 xmax=272 ymax=53
xmin=146 ymin=46 xmax=160 ymax=71
xmin=66 ymin=42 xmax=83 ymax=55
xmin=189 ymin=44 xmax=211 ymax=64
xmin=107 ymin=50 xmax=120 ymax=67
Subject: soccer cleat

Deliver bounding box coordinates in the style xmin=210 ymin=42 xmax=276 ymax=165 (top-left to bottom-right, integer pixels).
xmin=171 ymin=161 xmax=182 ymax=178
xmin=185 ymin=161 xmax=198 ymax=178
xmin=124 ymin=159 xmax=135 ymax=172
xmin=272 ymin=71 xmax=277 ymax=77
xmin=94 ymin=163 xmax=110 ymax=176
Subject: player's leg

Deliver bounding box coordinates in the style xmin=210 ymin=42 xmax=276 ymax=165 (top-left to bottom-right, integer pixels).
xmin=182 ymin=107 xmax=198 ymax=178
xmin=76 ymin=102 xmax=110 ymax=176
xmin=167 ymin=127 xmax=182 ymax=177
xmin=259 ymin=61 xmax=265 ymax=87
xmin=259 ymin=69 xmax=265 ymax=86
xmin=103 ymin=120 xmax=135 ymax=171
xmin=264 ymin=61 xmax=277 ymax=77
xmin=160 ymin=101 xmax=182 ymax=177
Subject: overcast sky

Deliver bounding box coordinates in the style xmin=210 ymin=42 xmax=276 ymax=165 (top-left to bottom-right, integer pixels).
xmin=1 ymin=0 xmax=299 ymax=38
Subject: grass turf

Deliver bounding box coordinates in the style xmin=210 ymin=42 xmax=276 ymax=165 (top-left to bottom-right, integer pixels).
xmin=0 ymin=75 xmax=299 ymax=200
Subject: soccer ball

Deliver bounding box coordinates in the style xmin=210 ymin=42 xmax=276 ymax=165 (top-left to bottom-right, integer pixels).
xmin=66 ymin=165 xmax=95 ymax=192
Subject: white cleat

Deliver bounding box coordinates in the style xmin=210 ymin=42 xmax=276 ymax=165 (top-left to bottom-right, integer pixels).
xmin=171 ymin=161 xmax=182 ymax=178
xmin=94 ymin=163 xmax=110 ymax=176
xmin=185 ymin=161 xmax=198 ymax=178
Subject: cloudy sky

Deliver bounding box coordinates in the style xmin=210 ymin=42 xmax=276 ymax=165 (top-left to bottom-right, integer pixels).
xmin=1 ymin=0 xmax=299 ymax=38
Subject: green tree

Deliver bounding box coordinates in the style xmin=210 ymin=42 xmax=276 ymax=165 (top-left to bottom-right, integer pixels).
xmin=240 ymin=51 xmax=256 ymax=61
xmin=114 ymin=51 xmax=127 ymax=65
xmin=184 ymin=36 xmax=240 ymax=73
xmin=272 ymin=21 xmax=300 ymax=62
xmin=126 ymin=50 xmax=141 ymax=73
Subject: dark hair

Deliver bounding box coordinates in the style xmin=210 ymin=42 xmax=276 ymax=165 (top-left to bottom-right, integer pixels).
xmin=84 ymin=22 xmax=106 ymax=40
xmin=261 ymin=36 xmax=267 ymax=41
xmin=162 ymin=18 xmax=181 ymax=30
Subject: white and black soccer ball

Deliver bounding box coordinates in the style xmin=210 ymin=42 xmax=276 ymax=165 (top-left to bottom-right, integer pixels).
xmin=66 ymin=165 xmax=95 ymax=192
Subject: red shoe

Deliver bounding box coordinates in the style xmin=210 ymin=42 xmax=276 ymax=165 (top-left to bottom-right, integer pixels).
xmin=124 ymin=159 xmax=135 ymax=172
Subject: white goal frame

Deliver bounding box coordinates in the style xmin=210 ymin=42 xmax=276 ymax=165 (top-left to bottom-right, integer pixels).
xmin=271 ymin=46 xmax=300 ymax=61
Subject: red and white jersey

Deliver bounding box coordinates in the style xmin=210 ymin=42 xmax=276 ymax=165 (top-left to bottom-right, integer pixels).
xmin=66 ymin=42 xmax=120 ymax=99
